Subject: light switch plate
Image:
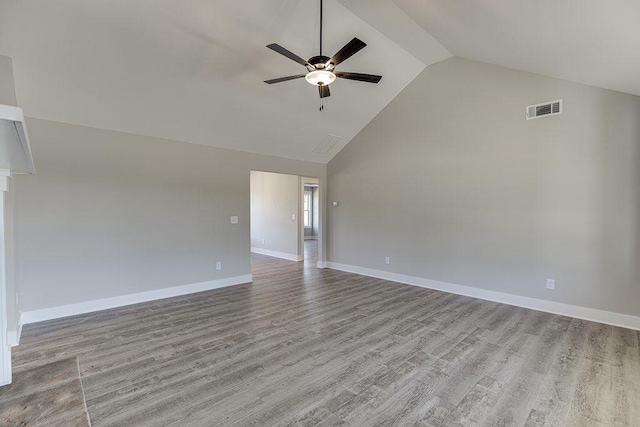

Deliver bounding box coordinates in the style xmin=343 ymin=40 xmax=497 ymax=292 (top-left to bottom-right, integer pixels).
xmin=230 ymin=216 xmax=238 ymax=224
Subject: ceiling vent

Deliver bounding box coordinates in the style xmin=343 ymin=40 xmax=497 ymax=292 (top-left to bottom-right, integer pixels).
xmin=526 ymin=99 xmax=562 ymax=120
xmin=313 ymin=134 xmax=341 ymax=154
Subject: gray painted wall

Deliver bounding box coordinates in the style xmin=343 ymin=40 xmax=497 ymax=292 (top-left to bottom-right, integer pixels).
xmin=250 ymin=171 xmax=300 ymax=257
xmin=16 ymin=118 xmax=325 ymax=312
xmin=328 ymin=57 xmax=640 ymax=317
xmin=0 ymin=54 xmax=17 ymax=106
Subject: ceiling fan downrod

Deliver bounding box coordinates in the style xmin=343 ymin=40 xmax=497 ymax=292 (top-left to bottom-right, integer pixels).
xmin=320 ymin=0 xmax=323 ymax=56
xmin=320 ymin=0 xmax=325 ymax=112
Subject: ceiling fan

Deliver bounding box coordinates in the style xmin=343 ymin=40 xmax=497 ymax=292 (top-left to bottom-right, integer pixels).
xmin=264 ymin=0 xmax=382 ymax=108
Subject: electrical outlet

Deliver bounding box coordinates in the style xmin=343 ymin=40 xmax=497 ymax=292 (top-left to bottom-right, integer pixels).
xmin=292 ymin=213 xmax=296 ymax=220
xmin=546 ymin=279 xmax=555 ymax=290
xmin=216 ymin=262 xmax=222 ymax=271
xmin=261 ymin=239 xmax=265 ymax=244
xmin=230 ymin=216 xmax=238 ymax=224
xmin=385 ymin=256 xmax=390 ymax=265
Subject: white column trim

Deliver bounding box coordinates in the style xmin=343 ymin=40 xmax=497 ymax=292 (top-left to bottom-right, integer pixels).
xmin=0 ymin=171 xmax=11 ymax=385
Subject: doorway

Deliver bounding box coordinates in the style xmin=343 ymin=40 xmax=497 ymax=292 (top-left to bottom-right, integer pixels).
xmin=301 ymin=178 xmax=319 ymax=266
xmin=249 ymin=171 xmax=322 ymax=269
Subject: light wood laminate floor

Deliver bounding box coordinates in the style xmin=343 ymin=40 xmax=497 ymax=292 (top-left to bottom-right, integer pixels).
xmin=10 ymin=242 xmax=640 ymax=426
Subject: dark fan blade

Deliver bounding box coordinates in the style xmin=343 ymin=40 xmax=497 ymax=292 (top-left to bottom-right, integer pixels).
xmin=266 ymin=44 xmax=309 ymax=67
xmin=328 ymin=38 xmax=366 ymax=67
xmin=319 ymin=85 xmax=330 ymax=98
xmin=264 ymin=74 xmax=306 ymax=84
xmin=335 ymin=72 xmax=382 ymax=84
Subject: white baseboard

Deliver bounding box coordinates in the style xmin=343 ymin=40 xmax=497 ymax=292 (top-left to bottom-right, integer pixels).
xmin=19 ymin=274 xmax=253 ymax=327
xmin=251 ymin=247 xmax=303 ymax=262
xmin=326 ymin=262 xmax=640 ymax=331
xmin=317 ymin=261 xmax=327 ymax=269
xmin=304 ymin=236 xmax=318 ymax=241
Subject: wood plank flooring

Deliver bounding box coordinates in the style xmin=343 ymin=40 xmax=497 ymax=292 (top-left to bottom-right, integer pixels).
xmin=0 ymin=358 xmax=90 ymax=425
xmin=8 ymin=241 xmax=640 ymax=426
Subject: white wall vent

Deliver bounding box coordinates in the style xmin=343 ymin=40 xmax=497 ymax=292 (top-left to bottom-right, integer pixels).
xmin=313 ymin=134 xmax=341 ymax=154
xmin=526 ymin=99 xmax=562 ymax=120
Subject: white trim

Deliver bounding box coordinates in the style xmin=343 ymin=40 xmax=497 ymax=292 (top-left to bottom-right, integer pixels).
xmin=7 ymin=331 xmax=17 ymax=347
xmin=317 ymin=261 xmax=327 ymax=269
xmin=0 ymin=186 xmax=10 ymax=386
xmin=20 ymin=274 xmax=253 ymax=325
xmin=17 ymin=315 xmax=22 ymax=343
xmin=7 ymin=313 xmax=23 ymax=347
xmin=326 ymin=262 xmax=640 ymax=331
xmin=251 ymin=247 xmax=303 ymax=262
xmin=304 ymin=236 xmax=318 ymax=240
xmin=0 ymin=104 xmax=36 ymax=174
xmin=0 ymin=104 xmax=23 ymax=123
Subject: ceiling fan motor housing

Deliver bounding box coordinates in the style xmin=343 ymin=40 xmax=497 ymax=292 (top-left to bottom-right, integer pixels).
xmin=309 ymin=56 xmax=333 ymax=70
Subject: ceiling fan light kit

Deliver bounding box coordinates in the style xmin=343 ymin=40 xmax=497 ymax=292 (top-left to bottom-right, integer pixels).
xmin=305 ymin=70 xmax=336 ymax=86
xmin=264 ymin=0 xmax=382 ymax=108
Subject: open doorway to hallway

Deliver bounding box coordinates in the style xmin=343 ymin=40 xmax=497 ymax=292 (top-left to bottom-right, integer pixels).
xmin=302 ymin=178 xmax=319 ymax=266
xmin=249 ymin=170 xmax=321 ymax=269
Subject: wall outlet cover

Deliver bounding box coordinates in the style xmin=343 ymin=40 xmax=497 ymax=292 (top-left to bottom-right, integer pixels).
xmin=546 ymin=279 xmax=555 ymax=290
xmin=230 ymin=216 xmax=238 ymax=224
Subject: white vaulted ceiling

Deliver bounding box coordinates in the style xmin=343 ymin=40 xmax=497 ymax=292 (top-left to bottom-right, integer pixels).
xmin=0 ymin=0 xmax=446 ymax=163
xmin=1 ymin=1 xmax=637 ymax=164
xmin=393 ymin=0 xmax=640 ymax=97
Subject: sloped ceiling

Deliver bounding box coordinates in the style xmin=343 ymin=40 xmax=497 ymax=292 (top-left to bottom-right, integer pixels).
xmin=2 ymin=1 xmax=636 ymax=164
xmin=0 ymin=0 xmax=449 ymax=163
xmin=394 ymin=0 xmax=640 ymax=97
